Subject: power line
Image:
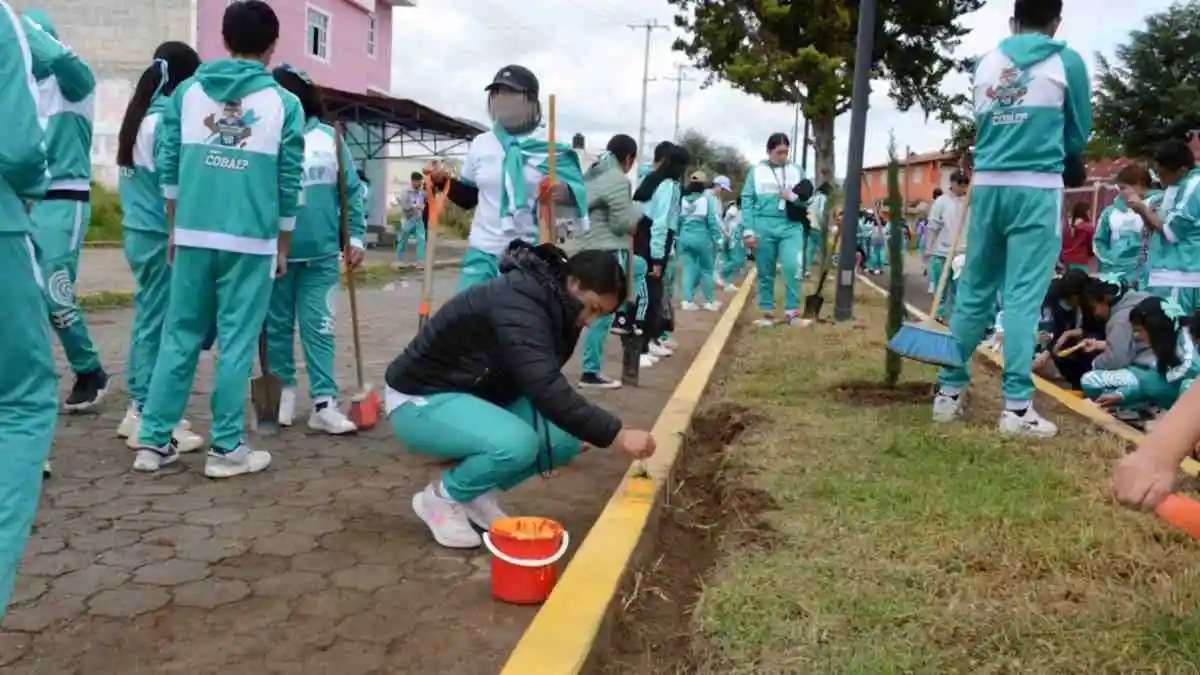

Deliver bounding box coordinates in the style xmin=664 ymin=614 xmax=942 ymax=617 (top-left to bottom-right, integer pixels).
xmin=662 ymin=63 xmax=694 ymax=141
xmin=628 ymin=19 xmax=669 ymax=165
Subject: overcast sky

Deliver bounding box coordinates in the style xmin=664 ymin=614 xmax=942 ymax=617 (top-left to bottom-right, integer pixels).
xmin=391 ymin=0 xmax=1173 ymax=174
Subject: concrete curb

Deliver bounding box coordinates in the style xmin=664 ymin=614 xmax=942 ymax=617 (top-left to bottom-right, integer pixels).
xmin=76 ymin=259 xmax=463 ymax=311
xmin=854 ymin=273 xmax=1200 ymax=477
xmin=499 ymin=270 xmax=758 ymax=675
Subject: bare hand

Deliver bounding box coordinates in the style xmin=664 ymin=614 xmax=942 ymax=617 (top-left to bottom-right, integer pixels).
xmin=167 ymin=232 xmax=176 ymax=265
xmin=424 ymin=160 xmax=449 ymax=184
xmin=650 ymin=264 xmax=662 ymax=278
xmin=549 ymin=182 xmax=570 ymax=202
xmin=1112 ymin=448 xmax=1179 ymax=511
xmin=275 ymin=256 xmax=288 ymax=278
xmin=1095 ymin=392 xmax=1123 ymax=410
xmin=1120 ymin=186 xmax=1144 ymax=209
xmin=346 ymin=246 xmax=365 ymax=269
xmin=615 ymin=428 xmax=656 ymax=460
xmin=1032 ymin=351 xmax=1051 ymax=371
xmin=1054 ymin=328 xmax=1082 ymax=351
xmin=1081 ymin=338 xmax=1107 ymax=353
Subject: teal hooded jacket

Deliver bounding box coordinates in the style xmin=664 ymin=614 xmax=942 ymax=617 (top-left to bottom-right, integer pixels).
xmin=0 ymin=1 xmax=49 ymax=233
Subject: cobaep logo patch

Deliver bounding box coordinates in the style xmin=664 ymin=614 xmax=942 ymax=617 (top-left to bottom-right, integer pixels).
xmin=984 ymin=67 xmax=1031 ymax=126
xmin=203 ymin=101 xmax=257 ymax=147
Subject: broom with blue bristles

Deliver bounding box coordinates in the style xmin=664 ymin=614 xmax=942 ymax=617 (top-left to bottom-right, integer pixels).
xmin=886 ymin=188 xmax=971 ymax=367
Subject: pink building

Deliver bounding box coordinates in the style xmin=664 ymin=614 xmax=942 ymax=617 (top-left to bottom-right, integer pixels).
xmin=196 ymin=0 xmax=408 ymax=96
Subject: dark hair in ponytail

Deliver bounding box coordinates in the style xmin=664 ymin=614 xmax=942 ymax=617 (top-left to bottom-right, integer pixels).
xmin=1129 ymin=296 xmax=1182 ymax=375
xmin=272 ymin=67 xmax=327 ymax=119
xmin=116 ymin=42 xmax=201 ymax=167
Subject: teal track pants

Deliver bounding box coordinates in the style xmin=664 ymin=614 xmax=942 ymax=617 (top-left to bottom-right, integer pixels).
xmin=1080 ymin=366 xmax=1178 ymax=409
xmin=938 ymin=185 xmax=1062 ymax=408
xmin=581 ymin=250 xmax=646 ymax=374
xmin=679 ymin=230 xmax=716 ymax=303
xmin=30 ymin=199 xmax=100 ymax=373
xmin=928 ymin=254 xmax=956 ymax=320
xmin=457 ymin=246 xmax=501 ymax=292
xmin=137 ymin=247 xmax=275 ymax=451
xmin=265 ymin=255 xmax=341 ymax=400
xmin=868 ymin=243 xmax=886 ymax=269
xmin=396 ymin=216 xmax=426 ymax=261
xmin=753 ymin=218 xmax=805 ymax=311
xmin=721 ymin=238 xmax=745 ymax=281
xmin=389 ymin=395 xmax=583 ymax=502
xmin=0 ymin=233 xmax=58 ymax=619
xmin=123 ymin=230 xmax=171 ymax=406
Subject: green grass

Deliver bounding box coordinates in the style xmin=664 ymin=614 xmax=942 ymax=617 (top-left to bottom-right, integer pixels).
xmin=691 ymin=291 xmax=1200 ymax=674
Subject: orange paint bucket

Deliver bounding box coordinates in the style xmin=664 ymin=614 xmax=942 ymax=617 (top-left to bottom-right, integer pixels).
xmin=482 ymin=516 xmax=570 ymax=605
xmin=1155 ymin=494 xmax=1200 ymax=539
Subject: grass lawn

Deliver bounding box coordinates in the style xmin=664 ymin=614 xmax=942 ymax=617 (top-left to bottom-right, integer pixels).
xmin=599 ymin=290 xmax=1200 ymax=675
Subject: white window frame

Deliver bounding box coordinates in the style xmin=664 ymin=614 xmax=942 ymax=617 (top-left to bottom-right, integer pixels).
xmin=306 ymin=5 xmax=332 ymax=63
xmin=366 ymin=12 xmax=377 ymax=57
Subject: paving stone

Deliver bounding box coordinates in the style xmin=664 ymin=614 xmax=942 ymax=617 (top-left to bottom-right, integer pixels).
xmin=20 ymin=550 xmax=92 ymax=577
xmin=87 ymin=498 xmax=150 ymax=519
xmin=86 ymin=586 xmax=171 ymax=618
xmin=175 ymin=537 xmax=251 ymax=563
xmin=134 ymin=559 xmax=211 ymax=586
xmin=330 ymin=565 xmax=401 ymax=592
xmin=274 ymin=491 xmax=334 ymax=508
xmin=2 ymin=595 xmax=84 ymax=631
xmin=283 ymin=515 xmax=344 ymax=537
xmin=300 ymin=639 xmax=386 ymax=674
xmin=184 ymin=507 xmax=246 ymax=526
xmin=96 ymin=543 xmax=174 ymax=568
xmin=212 ymin=554 xmax=290 ymax=581
xmin=173 ymin=579 xmax=252 ymax=609
xmin=140 ymin=524 xmax=213 ymax=547
xmin=319 ymin=531 xmax=382 ymax=555
xmin=0 ymin=632 xmax=31 ymax=667
xmin=67 ymin=529 xmax=141 ymax=553
xmin=293 ymin=588 xmax=372 ymax=619
xmin=252 ymin=571 xmax=327 ymax=598
xmin=291 ymin=550 xmax=357 ymax=574
xmin=149 ymin=494 xmax=215 ymax=512
xmin=219 ymin=519 xmax=280 ymax=539
xmin=53 ymin=489 xmax=121 ymax=509
xmin=8 ymin=578 xmax=47 ymax=605
xmin=22 ymin=535 xmax=65 ymax=556
xmin=52 ymin=565 xmax=129 ymax=597
xmin=124 ymin=483 xmax=184 ymax=496
xmin=244 ymin=505 xmax=309 ymax=522
xmin=253 ymin=533 xmax=318 ymax=557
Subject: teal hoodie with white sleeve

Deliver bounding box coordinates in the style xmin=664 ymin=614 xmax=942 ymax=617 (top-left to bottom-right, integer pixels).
xmin=971 ymin=33 xmax=1091 ymax=187
xmin=157 ymin=58 xmax=305 ymax=255
xmin=679 ymin=191 xmax=723 ymax=245
xmin=1094 ymin=196 xmax=1144 ymax=279
xmin=0 ymin=0 xmax=49 ymax=232
xmin=21 ymin=9 xmax=94 ymax=191
xmin=1147 ymin=168 xmax=1200 ymax=289
xmin=739 ymin=160 xmax=805 ymax=238
xmin=289 ymin=118 xmax=365 ymax=261
xmin=118 ymin=96 xmax=170 ymax=235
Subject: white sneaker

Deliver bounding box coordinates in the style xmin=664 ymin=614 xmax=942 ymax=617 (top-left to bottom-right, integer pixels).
xmin=308 ymin=401 xmax=358 ymax=435
xmin=680 ymin=301 xmax=699 ymax=311
xmin=660 ymin=336 xmax=679 ymax=350
xmin=639 ymin=354 xmax=657 ymax=369
xmin=462 ymin=491 xmax=508 ymax=530
xmin=117 ymin=403 xmax=139 ymax=439
xmin=753 ymin=317 xmax=775 ymax=328
xmin=703 ymin=301 xmax=722 ymax=312
xmin=278 ymin=387 xmax=297 ymax=427
xmin=204 ymin=444 xmax=272 ymax=479
xmin=133 ymin=439 xmax=180 ymax=473
xmin=932 ymin=391 xmax=965 ymax=422
xmin=999 ymin=408 xmax=1058 ymax=438
xmin=649 ymin=341 xmax=673 ymax=358
xmin=172 ymin=424 xmax=206 ymax=453
xmin=411 ymin=483 xmax=482 ymax=548
xmin=723 ymin=283 xmax=738 ymax=292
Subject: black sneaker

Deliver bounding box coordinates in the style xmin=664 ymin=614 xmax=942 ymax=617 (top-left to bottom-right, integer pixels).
xmin=64 ymin=367 xmax=109 ymax=412
xmin=579 ymin=373 xmax=622 ymax=390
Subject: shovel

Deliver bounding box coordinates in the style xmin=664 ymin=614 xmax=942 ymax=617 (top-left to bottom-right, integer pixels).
xmin=250 ymin=330 xmax=283 ymax=434
xmin=336 ymin=123 xmax=380 ymax=430
xmin=803 ymin=201 xmax=838 ymax=320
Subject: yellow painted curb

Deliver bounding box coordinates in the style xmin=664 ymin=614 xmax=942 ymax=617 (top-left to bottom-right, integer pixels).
xmin=855 ymin=274 xmax=1200 ymax=477
xmin=500 ymin=269 xmax=758 ymax=675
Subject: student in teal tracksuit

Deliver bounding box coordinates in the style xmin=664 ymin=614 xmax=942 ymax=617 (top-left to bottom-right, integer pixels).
xmin=426 ymin=65 xmax=587 ymax=290
xmin=719 ymin=202 xmax=745 ymax=290
xmin=133 ymin=0 xmax=304 ymax=478
xmin=678 ymin=171 xmax=723 ymax=310
xmin=576 ymin=134 xmax=644 ymax=389
xmin=1129 ymin=141 xmax=1200 ymax=315
xmin=395 ymin=171 xmax=426 ymax=262
xmin=114 ymin=42 xmax=206 ymax=454
xmin=740 ymin=133 xmax=807 ymax=326
xmin=933 ymin=0 xmax=1091 ymax=439
xmin=20 ymin=9 xmax=109 ymax=411
xmin=266 ymin=65 xmax=365 ymax=435
xmin=1095 ymin=164 xmax=1153 ymax=285
xmin=798 ymin=183 xmax=830 ymax=281
xmin=0 ymin=0 xmax=58 ymax=618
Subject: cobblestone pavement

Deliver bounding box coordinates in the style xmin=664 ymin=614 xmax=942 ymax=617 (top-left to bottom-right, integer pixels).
xmin=0 ymin=266 xmax=732 ymax=674
xmin=76 ymin=239 xmax=469 ymax=295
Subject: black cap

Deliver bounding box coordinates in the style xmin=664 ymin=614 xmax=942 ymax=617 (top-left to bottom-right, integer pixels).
xmin=486 ymin=65 xmax=539 ymax=97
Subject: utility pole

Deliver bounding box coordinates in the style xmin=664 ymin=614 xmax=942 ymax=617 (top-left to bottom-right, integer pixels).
xmin=791 ymin=103 xmax=800 ymax=163
xmin=833 ymin=0 xmax=878 ymax=321
xmin=629 ymin=19 xmax=668 ymax=164
xmin=663 ymin=64 xmax=694 ymax=141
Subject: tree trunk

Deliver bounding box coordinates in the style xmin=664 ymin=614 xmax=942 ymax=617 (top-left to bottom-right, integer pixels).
xmin=810 ymin=114 xmax=836 ymax=186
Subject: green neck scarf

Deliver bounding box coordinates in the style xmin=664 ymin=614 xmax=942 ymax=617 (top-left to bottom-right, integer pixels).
xmin=492 ymin=124 xmax=588 ymax=237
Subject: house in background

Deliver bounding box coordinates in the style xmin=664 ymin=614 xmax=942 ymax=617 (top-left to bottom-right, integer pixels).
xmin=861 ymin=150 xmax=963 ymax=210
xmin=10 ymin=0 xmax=481 ymax=230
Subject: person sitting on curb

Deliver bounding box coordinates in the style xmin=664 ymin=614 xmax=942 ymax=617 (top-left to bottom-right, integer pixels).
xmin=384 ymin=242 xmax=657 ymax=549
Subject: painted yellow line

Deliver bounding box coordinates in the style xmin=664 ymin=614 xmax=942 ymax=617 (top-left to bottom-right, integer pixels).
xmin=500 ymin=270 xmax=758 ymax=675
xmin=856 ymin=274 xmax=1200 ymax=477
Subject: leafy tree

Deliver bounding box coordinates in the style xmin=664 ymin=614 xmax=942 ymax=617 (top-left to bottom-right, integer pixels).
xmin=1094 ymin=1 xmax=1200 ymax=158
xmin=884 ymin=132 xmax=905 ymax=386
xmin=668 ymin=0 xmax=983 ymax=187
xmin=940 ymin=104 xmax=974 ymax=157
xmin=677 ymin=128 xmax=751 ymax=191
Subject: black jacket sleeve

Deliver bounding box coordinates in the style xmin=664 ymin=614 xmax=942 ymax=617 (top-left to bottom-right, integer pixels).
xmin=492 ymin=294 xmax=623 ymax=448
xmin=445 ymin=177 xmax=479 ymax=210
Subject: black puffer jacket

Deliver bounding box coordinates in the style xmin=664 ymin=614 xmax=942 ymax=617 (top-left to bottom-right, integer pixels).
xmin=384 ymin=242 xmax=624 ymax=448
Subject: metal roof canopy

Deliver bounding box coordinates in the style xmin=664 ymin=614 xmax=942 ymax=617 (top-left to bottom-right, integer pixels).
xmin=320 ymin=86 xmax=486 ymax=159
